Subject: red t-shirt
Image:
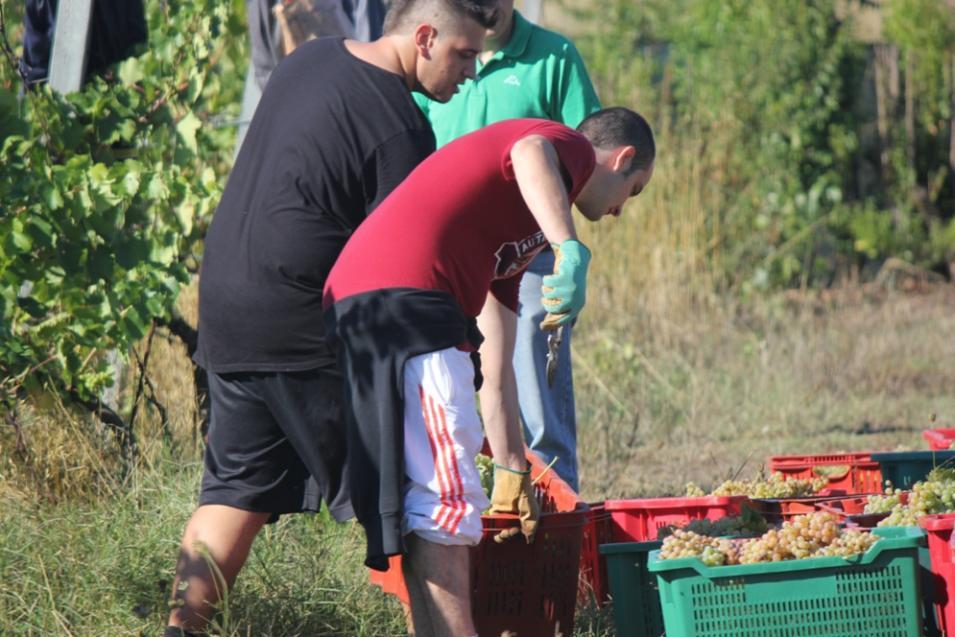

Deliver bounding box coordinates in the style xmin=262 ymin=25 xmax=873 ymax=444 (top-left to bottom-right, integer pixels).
xmin=323 ymin=119 xmax=595 ymax=317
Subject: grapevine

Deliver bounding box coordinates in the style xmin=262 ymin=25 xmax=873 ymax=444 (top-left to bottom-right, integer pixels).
xmin=0 ymin=0 xmax=245 ymax=415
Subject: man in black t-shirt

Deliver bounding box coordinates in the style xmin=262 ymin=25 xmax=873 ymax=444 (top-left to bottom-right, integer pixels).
xmin=164 ymin=2 xmax=498 ymax=635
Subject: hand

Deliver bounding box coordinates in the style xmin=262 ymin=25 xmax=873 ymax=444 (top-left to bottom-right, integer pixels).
xmin=540 ymin=239 xmax=591 ymax=329
xmin=488 ymin=464 xmax=540 ymax=543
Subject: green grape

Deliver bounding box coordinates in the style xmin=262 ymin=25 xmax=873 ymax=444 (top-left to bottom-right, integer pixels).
xmin=475 ymin=454 xmax=494 ymax=500
xmin=872 ymin=470 xmax=955 ymax=526
xmin=709 ymin=472 xmax=826 ymax=498
xmin=664 ymin=512 xmax=880 ymax=565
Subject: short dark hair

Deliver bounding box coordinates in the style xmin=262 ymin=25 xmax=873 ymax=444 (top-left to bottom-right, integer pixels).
xmin=577 ymin=107 xmax=656 ymax=172
xmin=383 ymin=0 xmax=498 ymax=34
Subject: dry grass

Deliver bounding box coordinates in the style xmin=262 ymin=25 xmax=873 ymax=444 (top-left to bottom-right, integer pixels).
xmin=573 ymin=284 xmax=955 ymax=501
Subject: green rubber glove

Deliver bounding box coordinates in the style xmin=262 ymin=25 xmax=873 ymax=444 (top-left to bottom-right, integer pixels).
xmin=540 ymin=239 xmax=591 ymax=328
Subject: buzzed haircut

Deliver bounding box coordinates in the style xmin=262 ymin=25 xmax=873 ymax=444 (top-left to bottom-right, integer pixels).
xmin=383 ymin=0 xmax=498 ymax=34
xmin=577 ymin=107 xmax=656 ymax=172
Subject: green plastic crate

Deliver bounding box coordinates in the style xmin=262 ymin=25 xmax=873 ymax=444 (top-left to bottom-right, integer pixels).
xmin=871 ymin=451 xmax=955 ymax=489
xmin=599 ymin=541 xmax=664 ymax=637
xmin=647 ymin=527 xmax=924 ymax=637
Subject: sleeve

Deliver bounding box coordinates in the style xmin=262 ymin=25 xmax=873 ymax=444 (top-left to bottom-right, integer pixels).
xmin=498 ymin=122 xmax=594 ymax=197
xmin=363 ymin=128 xmax=436 ymax=214
xmin=550 ymin=40 xmax=602 ymax=128
xmin=543 ymin=127 xmax=596 ymax=199
xmin=490 ymin=275 xmax=522 ymax=314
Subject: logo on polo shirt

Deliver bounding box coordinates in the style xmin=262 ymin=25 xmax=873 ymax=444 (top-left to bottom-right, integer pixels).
xmin=494 ymin=232 xmax=547 ymax=279
xmin=503 ymin=74 xmax=521 ymax=87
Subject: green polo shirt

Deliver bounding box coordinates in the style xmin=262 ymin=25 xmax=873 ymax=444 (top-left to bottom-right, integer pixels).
xmin=414 ymin=11 xmax=601 ymax=148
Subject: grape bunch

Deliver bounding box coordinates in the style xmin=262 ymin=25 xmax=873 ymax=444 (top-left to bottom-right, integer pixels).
xmin=660 ymin=529 xmax=740 ymax=566
xmin=658 ymin=506 xmax=768 ymax=539
xmin=738 ymin=511 xmax=841 ymax=562
xmin=709 ymin=471 xmax=828 ymax=498
xmin=475 ymin=454 xmax=494 ymax=499
xmin=661 ymin=513 xmax=879 ymax=565
xmin=863 ymin=484 xmax=904 ymax=514
xmin=868 ymin=467 xmax=955 ymax=526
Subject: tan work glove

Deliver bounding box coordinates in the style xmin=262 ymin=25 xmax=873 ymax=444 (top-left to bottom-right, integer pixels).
xmin=488 ymin=465 xmax=540 ymax=543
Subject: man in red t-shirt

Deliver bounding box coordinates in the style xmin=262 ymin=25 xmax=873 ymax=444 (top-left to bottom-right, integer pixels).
xmin=324 ymin=108 xmax=654 ymax=636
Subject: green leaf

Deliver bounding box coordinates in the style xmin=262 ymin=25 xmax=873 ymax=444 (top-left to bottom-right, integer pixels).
xmin=27 ymin=215 xmax=55 ymax=249
xmin=122 ymin=306 xmax=148 ymax=340
xmin=44 ymin=184 xmax=65 ymax=210
xmin=117 ymin=57 xmax=145 ymax=86
xmin=10 ymin=219 xmax=33 ymax=252
xmin=147 ymin=174 xmax=169 ymax=200
xmin=123 ymin=167 xmax=142 ymax=197
xmin=176 ymin=112 xmax=202 ymax=154
xmin=175 ymin=201 xmax=195 ymax=235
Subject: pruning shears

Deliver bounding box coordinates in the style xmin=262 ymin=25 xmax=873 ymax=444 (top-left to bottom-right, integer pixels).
xmin=545 ymin=325 xmax=564 ymax=388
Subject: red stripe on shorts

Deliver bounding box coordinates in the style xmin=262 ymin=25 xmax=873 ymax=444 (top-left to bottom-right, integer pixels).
xmin=433 ymin=397 xmax=466 ymax=534
xmin=419 ymin=385 xmax=454 ymax=531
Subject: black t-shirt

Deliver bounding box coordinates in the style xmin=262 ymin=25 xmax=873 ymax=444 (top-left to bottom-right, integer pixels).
xmin=195 ymin=37 xmax=435 ymax=373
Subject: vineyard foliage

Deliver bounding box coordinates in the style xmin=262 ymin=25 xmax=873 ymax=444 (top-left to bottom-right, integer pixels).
xmin=0 ymin=0 xmax=245 ymax=405
xmin=571 ymin=0 xmax=955 ymax=289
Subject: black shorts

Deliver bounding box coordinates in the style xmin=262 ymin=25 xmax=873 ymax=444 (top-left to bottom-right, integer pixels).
xmin=198 ymin=368 xmax=353 ymax=522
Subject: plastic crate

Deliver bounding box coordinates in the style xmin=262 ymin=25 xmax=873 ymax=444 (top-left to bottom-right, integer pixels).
xmin=368 ymin=448 xmax=587 ymax=637
xmin=923 ymin=428 xmax=955 ymax=451
xmin=579 ymin=502 xmax=614 ymax=605
xmin=919 ymin=514 xmax=955 ymax=636
xmin=749 ymin=492 xmax=856 ymax=524
xmin=815 ymin=494 xmax=904 ymax=528
xmin=599 ymin=541 xmax=664 ymax=637
xmin=647 ymin=526 xmax=925 ymax=637
xmin=872 ymin=451 xmax=955 ymax=490
xmin=767 ymin=452 xmax=883 ymax=494
xmin=604 ymin=495 xmax=749 ymax=542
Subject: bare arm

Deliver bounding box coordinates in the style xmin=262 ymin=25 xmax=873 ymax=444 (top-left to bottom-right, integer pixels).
xmin=509 ymin=135 xmax=578 ymax=245
xmin=477 ymin=291 xmax=526 ymax=471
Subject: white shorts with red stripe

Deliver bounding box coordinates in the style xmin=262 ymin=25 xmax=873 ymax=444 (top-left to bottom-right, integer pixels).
xmin=402 ymin=347 xmax=488 ymax=546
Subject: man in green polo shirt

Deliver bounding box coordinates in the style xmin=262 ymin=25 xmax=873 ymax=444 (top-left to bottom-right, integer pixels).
xmin=415 ymin=0 xmax=600 ymax=491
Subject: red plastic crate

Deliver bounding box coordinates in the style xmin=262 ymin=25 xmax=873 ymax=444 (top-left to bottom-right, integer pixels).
xmin=767 ymin=452 xmax=883 ymax=494
xmin=919 ymin=513 xmax=955 ymax=635
xmin=604 ymin=495 xmax=749 ymax=542
xmin=579 ymin=502 xmax=613 ymax=605
xmin=923 ymin=428 xmax=955 ymax=451
xmin=368 ymin=448 xmax=587 ymax=636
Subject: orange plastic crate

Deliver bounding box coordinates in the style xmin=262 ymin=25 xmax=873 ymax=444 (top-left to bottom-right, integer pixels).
xmin=767 ymin=452 xmax=883 ymax=494
xmin=368 ymin=447 xmax=587 ymax=636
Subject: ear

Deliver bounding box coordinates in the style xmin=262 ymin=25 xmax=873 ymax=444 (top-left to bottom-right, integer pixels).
xmin=611 ymin=145 xmax=636 ymax=173
xmin=413 ymin=24 xmax=437 ymax=59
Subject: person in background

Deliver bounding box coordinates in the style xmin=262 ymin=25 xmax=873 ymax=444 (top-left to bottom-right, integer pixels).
xmin=18 ymin=0 xmax=147 ymax=89
xmin=415 ymin=0 xmax=600 ymax=491
xmin=324 ymin=107 xmax=654 ymax=637
xmin=163 ymin=1 xmax=497 ymax=635
xmin=236 ymin=0 xmax=387 ymax=150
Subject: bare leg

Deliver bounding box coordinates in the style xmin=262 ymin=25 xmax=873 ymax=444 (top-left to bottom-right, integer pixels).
xmin=167 ymin=504 xmax=271 ymax=631
xmin=403 ymin=533 xmax=475 ymax=637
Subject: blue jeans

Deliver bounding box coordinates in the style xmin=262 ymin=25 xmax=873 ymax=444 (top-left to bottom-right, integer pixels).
xmin=514 ymin=250 xmax=578 ymax=491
